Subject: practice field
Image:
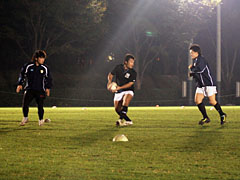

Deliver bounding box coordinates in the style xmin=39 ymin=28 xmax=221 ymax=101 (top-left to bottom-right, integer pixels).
xmin=0 ymin=107 xmax=240 ymax=180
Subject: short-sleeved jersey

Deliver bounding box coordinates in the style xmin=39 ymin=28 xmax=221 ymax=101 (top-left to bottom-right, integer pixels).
xmin=190 ymin=55 xmax=216 ymax=88
xmin=111 ymin=64 xmax=137 ymax=92
xmin=17 ymin=62 xmax=52 ymax=92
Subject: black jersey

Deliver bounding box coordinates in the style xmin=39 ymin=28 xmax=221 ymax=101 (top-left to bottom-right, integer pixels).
xmin=17 ymin=62 xmax=52 ymax=92
xmin=190 ymin=55 xmax=216 ymax=88
xmin=111 ymin=64 xmax=137 ymax=92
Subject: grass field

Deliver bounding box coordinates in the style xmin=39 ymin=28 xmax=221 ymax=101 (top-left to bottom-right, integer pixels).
xmin=0 ymin=106 xmax=240 ymax=180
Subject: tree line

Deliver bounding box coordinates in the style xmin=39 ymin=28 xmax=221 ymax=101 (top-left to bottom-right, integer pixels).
xmin=0 ymin=0 xmax=239 ymax=95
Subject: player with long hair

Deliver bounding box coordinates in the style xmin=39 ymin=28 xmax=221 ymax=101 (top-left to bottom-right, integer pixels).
xmin=16 ymin=50 xmax=52 ymax=126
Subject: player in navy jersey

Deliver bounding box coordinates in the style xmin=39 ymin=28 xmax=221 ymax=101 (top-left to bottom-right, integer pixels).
xmin=107 ymin=54 xmax=137 ymax=126
xmin=16 ymin=50 xmax=52 ymax=126
xmin=189 ymin=44 xmax=226 ymax=125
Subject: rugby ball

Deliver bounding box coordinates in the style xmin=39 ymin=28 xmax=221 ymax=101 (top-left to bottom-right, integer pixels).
xmin=108 ymin=82 xmax=117 ymax=91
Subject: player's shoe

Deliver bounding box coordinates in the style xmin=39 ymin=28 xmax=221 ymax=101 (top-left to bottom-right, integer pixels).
xmin=124 ymin=121 xmax=133 ymax=126
xmin=220 ymin=113 xmax=227 ymax=125
xmin=116 ymin=119 xmax=125 ymax=127
xmin=198 ymin=118 xmax=210 ymax=125
xmin=19 ymin=117 xmax=28 ymax=126
xmin=39 ymin=119 xmax=45 ymax=126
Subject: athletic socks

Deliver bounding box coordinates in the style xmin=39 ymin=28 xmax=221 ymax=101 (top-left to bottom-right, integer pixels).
xmin=197 ymin=103 xmax=209 ymax=119
xmin=116 ymin=111 xmax=123 ymax=120
xmin=122 ymin=106 xmax=128 ymax=113
xmin=119 ymin=106 xmax=132 ymax=121
xmin=120 ymin=113 xmax=131 ymax=121
xmin=214 ymin=103 xmax=224 ymax=116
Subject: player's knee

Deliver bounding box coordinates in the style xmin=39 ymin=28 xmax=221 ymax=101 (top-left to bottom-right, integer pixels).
xmin=209 ymin=100 xmax=216 ymax=105
xmin=115 ymin=107 xmax=120 ymax=113
xmin=195 ymin=99 xmax=202 ymax=105
xmin=115 ymin=109 xmax=121 ymax=115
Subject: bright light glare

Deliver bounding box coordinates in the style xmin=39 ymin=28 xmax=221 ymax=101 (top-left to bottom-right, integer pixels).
xmin=108 ymin=56 xmax=113 ymax=61
xmin=184 ymin=0 xmax=221 ymax=6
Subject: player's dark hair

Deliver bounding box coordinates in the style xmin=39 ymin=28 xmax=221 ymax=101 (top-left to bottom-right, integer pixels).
xmin=124 ymin=54 xmax=135 ymax=63
xmin=31 ymin=50 xmax=47 ymax=62
xmin=190 ymin=44 xmax=201 ymax=56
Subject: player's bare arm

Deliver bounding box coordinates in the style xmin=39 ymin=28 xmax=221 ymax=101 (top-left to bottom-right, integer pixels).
xmin=107 ymin=73 xmax=114 ymax=90
xmin=115 ymin=82 xmax=134 ymax=92
xmin=45 ymin=89 xmax=50 ymax=96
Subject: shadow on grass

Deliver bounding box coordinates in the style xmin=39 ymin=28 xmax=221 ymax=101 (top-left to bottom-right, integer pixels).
xmin=70 ymin=126 xmax=120 ymax=147
xmin=180 ymin=125 xmax=223 ymax=152
xmin=0 ymin=125 xmax=59 ymax=135
xmin=0 ymin=127 xmax=31 ymax=136
xmin=0 ymin=120 xmax=19 ymax=122
xmin=216 ymin=124 xmax=228 ymax=129
xmin=0 ymin=120 xmax=20 ymax=126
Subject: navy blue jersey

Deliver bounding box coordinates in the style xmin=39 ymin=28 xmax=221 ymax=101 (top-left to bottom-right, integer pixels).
xmin=111 ymin=64 xmax=137 ymax=92
xmin=17 ymin=62 xmax=52 ymax=92
xmin=190 ymin=55 xmax=215 ymax=87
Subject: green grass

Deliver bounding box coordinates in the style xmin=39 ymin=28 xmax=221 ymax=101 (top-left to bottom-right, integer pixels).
xmin=0 ymin=106 xmax=240 ymax=180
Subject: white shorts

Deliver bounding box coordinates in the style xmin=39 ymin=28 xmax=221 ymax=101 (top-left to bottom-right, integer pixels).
xmin=196 ymin=86 xmax=217 ymax=97
xmin=114 ymin=91 xmax=134 ymax=102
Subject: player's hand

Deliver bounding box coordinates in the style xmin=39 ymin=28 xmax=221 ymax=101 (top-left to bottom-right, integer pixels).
xmin=188 ymin=65 xmax=192 ymax=69
xmin=45 ymin=89 xmax=50 ymax=96
xmin=188 ymin=72 xmax=194 ymax=77
xmin=16 ymin=85 xmax=22 ymax=93
xmin=111 ymin=86 xmax=120 ymax=93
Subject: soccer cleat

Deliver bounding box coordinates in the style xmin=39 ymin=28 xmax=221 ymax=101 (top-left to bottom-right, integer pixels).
xmin=124 ymin=121 xmax=133 ymax=126
xmin=116 ymin=119 xmax=125 ymax=127
xmin=198 ymin=118 xmax=210 ymax=125
xmin=19 ymin=117 xmax=28 ymax=126
xmin=220 ymin=113 xmax=227 ymax=125
xmin=39 ymin=119 xmax=45 ymax=126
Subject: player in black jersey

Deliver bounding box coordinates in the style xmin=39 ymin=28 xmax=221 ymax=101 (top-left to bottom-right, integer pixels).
xmin=16 ymin=50 xmax=52 ymax=126
xmin=189 ymin=44 xmax=226 ymax=125
xmin=107 ymin=54 xmax=137 ymax=126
